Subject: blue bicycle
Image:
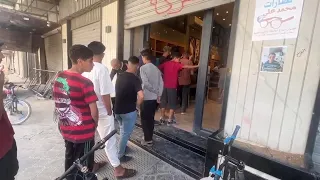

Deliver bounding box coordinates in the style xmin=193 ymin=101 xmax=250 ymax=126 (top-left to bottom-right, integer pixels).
xmin=202 ymin=125 xmax=280 ymax=180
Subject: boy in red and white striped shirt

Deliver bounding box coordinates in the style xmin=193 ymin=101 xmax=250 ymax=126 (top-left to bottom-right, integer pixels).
xmin=53 ymin=45 xmax=98 ymax=179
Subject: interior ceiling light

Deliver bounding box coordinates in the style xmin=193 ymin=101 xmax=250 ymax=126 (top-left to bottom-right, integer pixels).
xmin=216 ymin=13 xmax=219 ymax=15
xmin=223 ymin=18 xmax=226 ymax=21
xmin=229 ymin=24 xmax=231 ymax=26
xmin=213 ymin=27 xmax=215 ymax=29
xmin=226 ymin=11 xmax=229 ymax=14
xmin=23 ymin=17 xmax=29 ymax=21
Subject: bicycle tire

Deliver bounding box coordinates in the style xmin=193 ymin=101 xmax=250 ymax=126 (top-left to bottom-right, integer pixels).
xmin=5 ymin=99 xmax=32 ymax=125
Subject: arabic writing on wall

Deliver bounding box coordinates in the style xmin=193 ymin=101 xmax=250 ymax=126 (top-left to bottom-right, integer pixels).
xmin=264 ymin=0 xmax=293 ymax=8
xmin=150 ymin=0 xmax=193 ymax=15
xmin=252 ymin=0 xmax=304 ymax=41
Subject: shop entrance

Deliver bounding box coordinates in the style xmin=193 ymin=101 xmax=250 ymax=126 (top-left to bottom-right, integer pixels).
xmin=145 ymin=2 xmax=235 ymax=133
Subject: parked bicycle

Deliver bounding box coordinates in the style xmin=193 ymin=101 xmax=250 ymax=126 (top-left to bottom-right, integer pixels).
xmin=202 ymin=125 xmax=280 ymax=180
xmin=3 ymin=82 xmax=32 ymax=125
xmin=55 ymin=130 xmax=117 ymax=180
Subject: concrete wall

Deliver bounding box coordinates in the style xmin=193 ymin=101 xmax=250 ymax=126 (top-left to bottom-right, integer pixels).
xmin=102 ymin=1 xmax=118 ymax=70
xmin=61 ymin=23 xmax=69 ymax=70
xmin=224 ymin=0 xmax=320 ymax=155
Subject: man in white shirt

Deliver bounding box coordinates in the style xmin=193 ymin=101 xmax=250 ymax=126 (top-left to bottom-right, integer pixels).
xmin=83 ymin=41 xmax=136 ymax=179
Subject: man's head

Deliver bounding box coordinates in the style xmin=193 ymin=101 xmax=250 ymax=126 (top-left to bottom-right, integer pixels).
xmin=127 ymin=56 xmax=139 ymax=73
xmin=171 ymin=51 xmax=181 ymax=62
xmin=140 ymin=49 xmax=153 ymax=64
xmin=69 ymin=45 xmax=94 ymax=72
xmin=182 ymin=52 xmax=189 ymax=59
xmin=0 ymin=41 xmax=4 ymax=63
xmin=268 ymin=53 xmax=276 ymax=62
xmin=111 ymin=58 xmax=121 ymax=70
xmin=163 ymin=46 xmax=171 ymax=57
xmin=87 ymin=41 xmax=105 ymax=62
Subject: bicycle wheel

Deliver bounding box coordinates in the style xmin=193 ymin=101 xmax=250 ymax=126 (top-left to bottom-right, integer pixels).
xmin=5 ymin=99 xmax=32 ymax=125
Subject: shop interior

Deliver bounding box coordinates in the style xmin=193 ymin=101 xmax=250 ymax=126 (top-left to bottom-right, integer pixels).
xmin=152 ymin=3 xmax=235 ymax=132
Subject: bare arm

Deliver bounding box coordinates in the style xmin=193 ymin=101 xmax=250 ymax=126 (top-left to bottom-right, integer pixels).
xmin=89 ymin=102 xmax=99 ymax=124
xmin=183 ymin=64 xmax=199 ymax=69
xmin=137 ymin=90 xmax=144 ymax=106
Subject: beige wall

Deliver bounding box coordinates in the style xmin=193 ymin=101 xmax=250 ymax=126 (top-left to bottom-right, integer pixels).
xmin=102 ymin=1 xmax=118 ymax=71
xmin=61 ymin=24 xmax=69 ymax=71
xmin=225 ymin=0 xmax=320 ymax=155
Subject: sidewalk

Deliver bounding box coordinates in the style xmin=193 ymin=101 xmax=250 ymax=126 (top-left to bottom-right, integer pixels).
xmin=8 ymin=74 xmax=194 ymax=180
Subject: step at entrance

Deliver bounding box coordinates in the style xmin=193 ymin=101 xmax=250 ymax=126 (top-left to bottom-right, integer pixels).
xmin=115 ymin=123 xmax=206 ymax=179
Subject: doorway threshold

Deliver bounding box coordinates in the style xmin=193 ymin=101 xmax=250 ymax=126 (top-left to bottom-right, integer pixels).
xmin=136 ymin=119 xmax=208 ymax=156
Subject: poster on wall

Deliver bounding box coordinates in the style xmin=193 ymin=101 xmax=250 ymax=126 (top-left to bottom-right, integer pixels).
xmin=252 ymin=0 xmax=304 ymax=41
xmin=260 ymin=46 xmax=287 ymax=73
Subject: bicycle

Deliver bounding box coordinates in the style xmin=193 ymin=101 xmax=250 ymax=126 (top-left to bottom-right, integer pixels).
xmin=56 ymin=129 xmax=117 ymax=180
xmin=202 ymin=125 xmax=280 ymax=180
xmin=3 ymin=82 xmax=32 ymax=125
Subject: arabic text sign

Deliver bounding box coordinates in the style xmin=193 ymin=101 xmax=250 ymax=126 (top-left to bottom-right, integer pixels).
xmin=252 ymin=0 xmax=304 ymax=41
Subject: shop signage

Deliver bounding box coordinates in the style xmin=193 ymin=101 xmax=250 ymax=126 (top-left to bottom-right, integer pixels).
xmin=260 ymin=46 xmax=287 ymax=73
xmin=252 ymin=0 xmax=304 ymax=41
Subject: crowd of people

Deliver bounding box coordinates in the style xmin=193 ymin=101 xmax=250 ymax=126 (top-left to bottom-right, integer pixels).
xmin=52 ymin=41 xmax=199 ymax=179
xmin=0 ymin=40 xmax=198 ymax=180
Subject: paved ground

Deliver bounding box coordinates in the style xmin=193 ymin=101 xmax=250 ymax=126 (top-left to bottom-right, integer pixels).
xmin=9 ymin=75 xmax=194 ymax=180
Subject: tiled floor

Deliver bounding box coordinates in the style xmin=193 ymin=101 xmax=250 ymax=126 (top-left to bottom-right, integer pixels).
xmin=155 ymin=100 xmax=222 ymax=132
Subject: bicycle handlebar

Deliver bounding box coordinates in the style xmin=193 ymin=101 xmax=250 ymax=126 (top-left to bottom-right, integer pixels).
xmin=56 ymin=129 xmax=117 ymax=180
xmin=213 ymin=125 xmax=241 ymax=180
xmin=223 ymin=125 xmax=240 ymax=146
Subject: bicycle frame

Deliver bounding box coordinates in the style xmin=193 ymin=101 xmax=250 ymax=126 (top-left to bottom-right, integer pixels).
xmin=206 ymin=126 xmax=280 ymax=180
xmin=4 ymin=84 xmax=20 ymax=115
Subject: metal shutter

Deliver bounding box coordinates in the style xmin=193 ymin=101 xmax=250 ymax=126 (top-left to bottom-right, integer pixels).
xmin=44 ymin=33 xmax=63 ymax=71
xmin=124 ymin=0 xmax=234 ymax=29
xmin=72 ymin=22 xmax=101 ymax=46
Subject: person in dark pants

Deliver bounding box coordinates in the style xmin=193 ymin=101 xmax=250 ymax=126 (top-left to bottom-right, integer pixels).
xmin=53 ymin=45 xmax=99 ymax=180
xmin=158 ymin=52 xmax=198 ymax=125
xmin=0 ymin=41 xmax=19 ymax=180
xmin=139 ymin=50 xmax=163 ymax=146
xmin=178 ymin=53 xmax=193 ymax=114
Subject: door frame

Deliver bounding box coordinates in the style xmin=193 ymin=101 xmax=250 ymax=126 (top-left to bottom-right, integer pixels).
xmin=140 ymin=0 xmax=241 ymax=136
xmin=193 ymin=0 xmax=240 ymax=136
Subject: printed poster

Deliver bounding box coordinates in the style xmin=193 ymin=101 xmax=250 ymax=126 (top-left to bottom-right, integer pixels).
xmin=260 ymin=46 xmax=287 ymax=73
xmin=252 ymin=0 xmax=304 ymax=41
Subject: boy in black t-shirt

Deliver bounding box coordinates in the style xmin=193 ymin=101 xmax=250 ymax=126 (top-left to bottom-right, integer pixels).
xmin=114 ymin=56 xmax=144 ymax=160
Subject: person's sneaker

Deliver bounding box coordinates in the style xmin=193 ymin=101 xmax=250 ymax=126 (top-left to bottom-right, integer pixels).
xmin=167 ymin=120 xmax=174 ymax=126
xmin=159 ymin=117 xmax=166 ymax=125
xmin=120 ymin=155 xmax=133 ymax=163
xmin=172 ymin=117 xmax=177 ymax=124
xmin=181 ymin=112 xmax=186 ymax=115
xmin=141 ymin=140 xmax=153 ymax=147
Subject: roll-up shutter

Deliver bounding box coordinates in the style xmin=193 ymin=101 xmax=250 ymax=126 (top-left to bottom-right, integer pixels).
xmin=44 ymin=33 xmax=63 ymax=71
xmin=124 ymin=0 xmax=234 ymax=29
xmin=72 ymin=22 xmax=101 ymax=46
